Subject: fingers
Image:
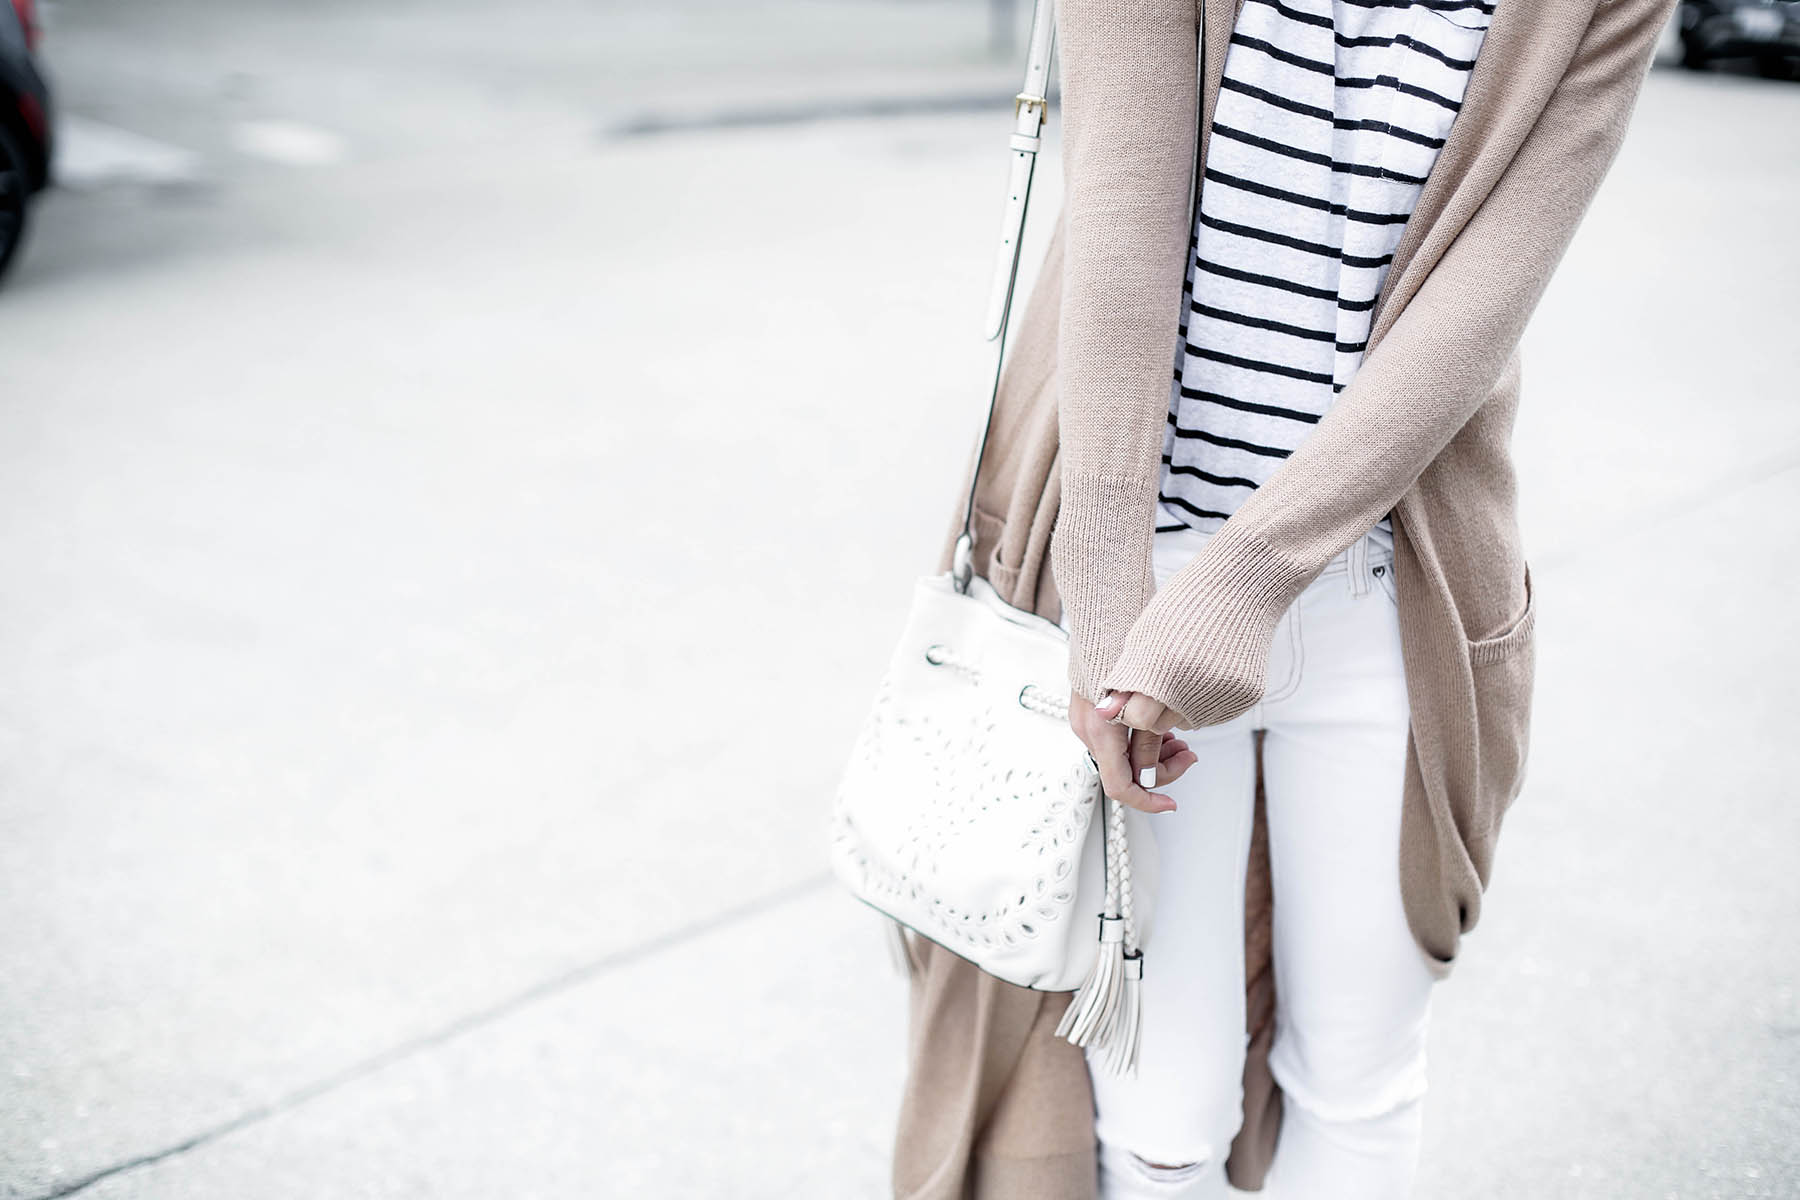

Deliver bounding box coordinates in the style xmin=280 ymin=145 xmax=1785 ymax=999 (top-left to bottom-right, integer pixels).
xmin=1157 ymin=753 xmax=1199 ymax=787
xmin=1155 ymin=737 xmax=1198 ymax=787
xmin=1129 ymin=728 xmax=1160 ymax=787
xmin=1096 ymin=726 xmax=1177 ymax=815
xmin=1072 ymin=693 xmax=1177 ymax=814
xmin=1120 ymin=692 xmax=1177 ymax=734
xmin=1099 ymin=690 xmax=1178 ymax=736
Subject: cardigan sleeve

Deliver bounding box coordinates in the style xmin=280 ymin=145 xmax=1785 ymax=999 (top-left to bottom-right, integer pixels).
xmin=1099 ymin=0 xmax=1674 ymax=729
xmin=1050 ymin=0 xmax=1199 ymax=705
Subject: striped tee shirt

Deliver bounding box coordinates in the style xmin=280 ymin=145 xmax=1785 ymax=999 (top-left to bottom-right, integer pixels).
xmin=1158 ymin=0 xmax=1497 ymax=534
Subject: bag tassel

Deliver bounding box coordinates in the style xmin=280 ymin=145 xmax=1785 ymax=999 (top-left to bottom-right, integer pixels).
xmin=1100 ymin=952 xmax=1144 ymax=1077
xmin=1056 ymin=794 xmax=1143 ymax=1076
xmin=1055 ymin=912 xmax=1126 ymax=1046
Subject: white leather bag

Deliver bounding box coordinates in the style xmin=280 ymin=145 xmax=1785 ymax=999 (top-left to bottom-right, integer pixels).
xmin=826 ymin=0 xmax=1156 ymax=1077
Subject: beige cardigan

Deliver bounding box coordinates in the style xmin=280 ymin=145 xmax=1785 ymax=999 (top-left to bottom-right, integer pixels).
xmin=892 ymin=0 xmax=1671 ymax=1192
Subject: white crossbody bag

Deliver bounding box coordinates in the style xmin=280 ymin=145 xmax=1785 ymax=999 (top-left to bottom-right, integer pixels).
xmin=827 ymin=0 xmax=1159 ymax=1077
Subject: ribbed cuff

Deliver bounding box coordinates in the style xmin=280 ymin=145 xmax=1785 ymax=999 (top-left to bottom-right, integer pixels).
xmin=1050 ymin=473 xmax=1158 ymax=705
xmin=1101 ymin=521 xmax=1312 ymax=729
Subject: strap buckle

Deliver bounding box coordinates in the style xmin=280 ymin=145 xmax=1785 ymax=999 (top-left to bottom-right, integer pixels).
xmin=1013 ymin=91 xmax=1047 ymax=119
xmin=951 ymin=532 xmax=975 ymax=593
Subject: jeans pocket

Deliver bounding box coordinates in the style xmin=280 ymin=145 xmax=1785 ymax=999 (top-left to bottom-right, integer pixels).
xmin=1371 ymin=559 xmax=1399 ymax=607
xmin=1260 ymin=605 xmax=1305 ymax=704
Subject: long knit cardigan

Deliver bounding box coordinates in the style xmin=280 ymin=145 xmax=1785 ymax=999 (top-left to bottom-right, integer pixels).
xmin=891 ymin=0 xmax=1670 ymax=1193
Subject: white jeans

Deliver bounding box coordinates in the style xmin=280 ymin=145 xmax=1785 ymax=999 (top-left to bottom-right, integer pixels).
xmin=1086 ymin=509 xmax=1437 ymax=1200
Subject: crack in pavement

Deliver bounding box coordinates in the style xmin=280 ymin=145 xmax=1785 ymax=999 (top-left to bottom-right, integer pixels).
xmin=27 ymin=872 xmax=835 ymax=1200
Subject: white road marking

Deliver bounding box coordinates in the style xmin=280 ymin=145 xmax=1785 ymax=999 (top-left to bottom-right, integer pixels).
xmin=230 ymin=120 xmax=348 ymax=166
xmin=54 ymin=114 xmax=204 ymax=190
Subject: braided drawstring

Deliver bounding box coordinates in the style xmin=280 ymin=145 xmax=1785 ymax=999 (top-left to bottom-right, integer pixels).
xmin=1055 ymin=780 xmax=1144 ymax=1076
xmin=922 ymin=643 xmax=982 ymax=685
xmin=921 ymin=641 xmax=1144 ymax=1073
xmin=1017 ymin=684 xmax=1070 ymax=719
xmin=925 ymin=645 xmax=1072 ymax=721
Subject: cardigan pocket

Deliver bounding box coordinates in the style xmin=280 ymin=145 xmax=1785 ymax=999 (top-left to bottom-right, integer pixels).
xmin=972 ymin=502 xmax=1018 ymax=596
xmin=1467 ymin=564 xmax=1537 ymax=810
xmin=1468 ymin=563 xmax=1536 ymax=667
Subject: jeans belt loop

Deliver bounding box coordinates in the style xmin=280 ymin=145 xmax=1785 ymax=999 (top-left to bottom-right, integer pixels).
xmin=1348 ymin=532 xmax=1371 ymax=597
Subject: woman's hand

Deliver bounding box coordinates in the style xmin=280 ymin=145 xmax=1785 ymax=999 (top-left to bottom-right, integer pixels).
xmin=1069 ymin=691 xmax=1197 ymax=814
xmin=1105 ymin=690 xmax=1181 ymax=736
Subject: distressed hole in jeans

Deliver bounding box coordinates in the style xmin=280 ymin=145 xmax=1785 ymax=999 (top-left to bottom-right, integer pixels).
xmin=1129 ymin=1155 xmax=1205 ymax=1185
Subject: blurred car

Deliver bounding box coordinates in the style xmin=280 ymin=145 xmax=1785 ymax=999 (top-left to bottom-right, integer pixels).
xmin=1 ymin=0 xmax=51 ymax=281
xmin=1679 ymin=0 xmax=1800 ymax=73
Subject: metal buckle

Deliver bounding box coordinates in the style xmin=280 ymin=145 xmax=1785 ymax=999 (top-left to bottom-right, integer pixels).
xmin=1013 ymin=92 xmax=1046 ymax=119
xmin=951 ymin=532 xmax=974 ymax=593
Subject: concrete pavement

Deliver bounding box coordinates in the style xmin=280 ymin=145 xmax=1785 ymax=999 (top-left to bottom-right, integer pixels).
xmin=1 ymin=3 xmax=1797 ymax=1196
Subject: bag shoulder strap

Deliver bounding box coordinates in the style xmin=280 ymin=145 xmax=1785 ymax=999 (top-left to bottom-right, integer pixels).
xmin=952 ymin=0 xmax=1056 ymax=594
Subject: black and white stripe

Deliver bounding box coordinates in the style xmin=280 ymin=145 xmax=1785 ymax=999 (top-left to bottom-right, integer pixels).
xmin=1159 ymin=0 xmax=1495 ymax=531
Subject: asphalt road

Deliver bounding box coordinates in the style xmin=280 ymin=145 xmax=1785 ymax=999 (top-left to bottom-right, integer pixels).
xmin=2 ymin=3 xmax=1797 ymax=1198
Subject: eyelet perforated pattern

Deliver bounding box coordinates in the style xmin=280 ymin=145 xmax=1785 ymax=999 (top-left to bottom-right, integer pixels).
xmin=831 ymin=672 xmax=1101 ymax=957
